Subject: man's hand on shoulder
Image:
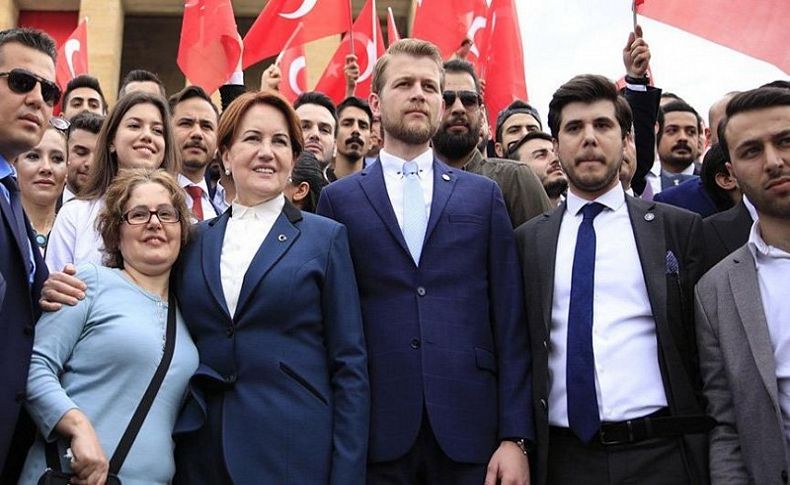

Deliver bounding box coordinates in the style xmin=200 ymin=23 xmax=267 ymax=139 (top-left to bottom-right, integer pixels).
xmin=39 ymin=264 xmax=86 ymax=311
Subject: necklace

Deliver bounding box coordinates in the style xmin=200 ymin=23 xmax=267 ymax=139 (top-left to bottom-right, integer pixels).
xmin=33 ymin=230 xmax=48 ymax=250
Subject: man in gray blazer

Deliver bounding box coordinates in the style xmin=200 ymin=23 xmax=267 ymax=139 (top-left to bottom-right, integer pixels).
xmin=695 ymin=86 xmax=790 ymax=484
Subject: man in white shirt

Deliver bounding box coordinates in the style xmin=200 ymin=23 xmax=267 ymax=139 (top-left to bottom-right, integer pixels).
xmin=515 ymin=74 xmax=711 ymax=485
xmin=168 ymin=86 xmax=219 ymax=222
xmin=645 ymin=100 xmax=703 ymax=195
xmin=695 ymin=86 xmax=790 ymax=485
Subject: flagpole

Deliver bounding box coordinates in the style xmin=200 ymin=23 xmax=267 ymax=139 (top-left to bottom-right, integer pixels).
xmin=632 ymin=0 xmax=637 ymax=31
xmin=275 ymin=23 xmax=304 ymax=67
xmin=348 ymin=0 xmax=356 ymax=57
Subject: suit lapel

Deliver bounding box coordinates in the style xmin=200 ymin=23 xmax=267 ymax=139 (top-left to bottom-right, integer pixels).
xmin=729 ymin=247 xmax=781 ymax=408
xmin=201 ymin=210 xmax=232 ymax=320
xmin=627 ymin=197 xmax=668 ymax=331
xmin=0 ymin=192 xmax=32 ymax=273
xmin=358 ymin=161 xmax=411 ymax=257
xmin=539 ymin=205 xmax=564 ymax=333
xmin=424 ymin=160 xmax=456 ymax=245
xmin=234 ymin=203 xmax=302 ymax=318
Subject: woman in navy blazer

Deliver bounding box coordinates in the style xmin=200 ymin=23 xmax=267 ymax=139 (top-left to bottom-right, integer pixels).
xmin=172 ymin=91 xmax=369 ymax=484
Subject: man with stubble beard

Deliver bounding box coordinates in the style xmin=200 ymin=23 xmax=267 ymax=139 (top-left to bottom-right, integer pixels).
xmin=508 ymin=131 xmax=568 ymax=207
xmin=328 ymin=96 xmax=372 ymax=182
xmin=432 ymin=59 xmax=550 ymax=227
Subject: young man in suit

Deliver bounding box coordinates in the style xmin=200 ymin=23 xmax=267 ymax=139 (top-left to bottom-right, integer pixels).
xmin=695 ymin=87 xmax=790 ymax=484
xmin=515 ymin=74 xmax=712 ymax=485
xmin=317 ymin=38 xmax=533 ymax=485
xmin=0 ymin=27 xmax=57 ymax=479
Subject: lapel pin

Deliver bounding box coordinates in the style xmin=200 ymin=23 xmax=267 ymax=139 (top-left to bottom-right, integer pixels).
xmin=277 ymin=234 xmax=287 ymax=242
xmin=644 ymin=213 xmax=655 ymax=221
xmin=442 ymin=173 xmax=451 ymax=181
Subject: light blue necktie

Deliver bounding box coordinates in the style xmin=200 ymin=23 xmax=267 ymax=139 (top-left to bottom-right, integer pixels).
xmin=402 ymin=161 xmax=427 ymax=265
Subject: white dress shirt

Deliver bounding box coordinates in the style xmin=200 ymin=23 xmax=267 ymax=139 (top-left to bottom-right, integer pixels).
xmin=549 ymin=183 xmax=667 ymax=427
xmin=178 ymin=173 xmax=218 ymax=221
xmin=379 ymin=148 xmax=434 ymax=231
xmin=743 ymin=195 xmax=759 ymax=222
xmin=61 ymin=185 xmax=76 ymax=205
xmin=645 ymin=159 xmax=696 ymax=196
xmin=46 ymin=198 xmax=104 ymax=272
xmin=220 ymin=194 xmax=284 ymax=317
xmin=747 ymin=221 xmax=790 ymax=446
xmin=213 ymin=180 xmax=231 ymax=214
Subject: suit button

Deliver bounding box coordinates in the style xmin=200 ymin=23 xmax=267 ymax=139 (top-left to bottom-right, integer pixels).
xmin=540 ymin=398 xmax=547 ymax=410
xmin=543 ymin=340 xmax=548 ymax=351
xmin=15 ymin=391 xmax=25 ymax=403
xmin=416 ymin=287 xmax=426 ymax=297
xmin=224 ymin=373 xmax=237 ymax=385
xmin=781 ymin=470 xmax=787 ymax=483
xmin=23 ymin=325 xmax=33 ymax=336
xmin=410 ymin=338 xmax=421 ymax=350
xmin=225 ymin=326 xmax=234 ymax=337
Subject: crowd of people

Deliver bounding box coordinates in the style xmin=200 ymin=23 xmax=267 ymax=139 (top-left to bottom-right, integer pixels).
xmin=0 ymin=23 xmax=788 ymax=485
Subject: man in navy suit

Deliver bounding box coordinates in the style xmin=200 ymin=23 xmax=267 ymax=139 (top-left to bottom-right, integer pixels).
xmin=317 ymin=39 xmax=533 ymax=484
xmin=0 ymin=28 xmax=56 ymax=478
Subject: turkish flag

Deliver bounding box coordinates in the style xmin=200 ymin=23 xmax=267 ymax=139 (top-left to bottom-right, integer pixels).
xmin=243 ymin=0 xmax=351 ymax=69
xmin=177 ymin=0 xmax=241 ymax=95
xmin=637 ymin=0 xmax=789 ymax=73
xmin=55 ymin=19 xmax=88 ymax=93
xmin=411 ymin=0 xmax=488 ymax=64
xmin=386 ymin=7 xmax=400 ymax=47
xmin=477 ymin=0 xmax=527 ymax=134
xmin=278 ymin=27 xmax=308 ymax=103
xmin=313 ymin=0 xmax=385 ymax=104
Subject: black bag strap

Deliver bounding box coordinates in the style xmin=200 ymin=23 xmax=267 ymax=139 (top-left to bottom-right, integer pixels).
xmin=45 ymin=291 xmax=178 ymax=474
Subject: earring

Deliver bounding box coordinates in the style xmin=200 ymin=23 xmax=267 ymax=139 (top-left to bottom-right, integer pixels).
xmin=225 ymin=168 xmax=231 ymax=176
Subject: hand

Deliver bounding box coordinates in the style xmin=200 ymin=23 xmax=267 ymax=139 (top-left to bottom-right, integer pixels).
xmin=484 ymin=441 xmax=530 ymax=485
xmin=345 ymin=54 xmax=361 ymax=86
xmin=479 ymin=78 xmax=487 ymax=97
xmin=39 ymin=264 xmax=86 ymax=311
xmin=623 ymin=24 xmax=651 ymax=78
xmin=261 ymin=64 xmax=282 ymax=92
xmin=56 ymin=410 xmax=109 ymax=485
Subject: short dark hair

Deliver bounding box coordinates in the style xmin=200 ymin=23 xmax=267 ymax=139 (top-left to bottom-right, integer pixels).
xmin=68 ymin=111 xmax=104 ymax=137
xmin=63 ymin=74 xmax=107 ymax=112
xmin=294 ymin=91 xmax=337 ymax=125
xmin=657 ymin=100 xmax=702 ymax=145
xmin=506 ymin=130 xmax=553 ymax=160
xmin=290 ymin=151 xmax=328 ymax=213
xmin=168 ymin=85 xmax=219 ymax=117
xmin=660 ymin=92 xmax=683 ymax=103
xmin=443 ymin=59 xmax=481 ymax=93
xmin=760 ymin=80 xmax=790 ymax=90
xmin=700 ymin=143 xmax=734 ymax=211
xmin=548 ymin=74 xmax=632 ymax=140
xmin=495 ymin=100 xmax=542 ymax=143
xmin=0 ymin=27 xmax=56 ymax=63
xmin=336 ymin=96 xmax=372 ymax=126
xmin=119 ymin=69 xmax=166 ymax=97
xmin=718 ymin=87 xmax=790 ymax=157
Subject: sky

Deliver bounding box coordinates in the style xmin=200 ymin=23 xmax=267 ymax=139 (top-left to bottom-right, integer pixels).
xmin=514 ymin=0 xmax=787 ymax=127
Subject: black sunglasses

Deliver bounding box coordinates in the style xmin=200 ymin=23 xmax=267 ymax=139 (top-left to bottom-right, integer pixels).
xmin=0 ymin=68 xmax=62 ymax=106
xmin=442 ymin=90 xmax=481 ymax=108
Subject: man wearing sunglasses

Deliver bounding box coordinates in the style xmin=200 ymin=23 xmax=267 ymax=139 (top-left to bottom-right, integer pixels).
xmin=0 ymin=28 xmax=58 ymax=480
xmin=432 ymin=59 xmax=551 ymax=227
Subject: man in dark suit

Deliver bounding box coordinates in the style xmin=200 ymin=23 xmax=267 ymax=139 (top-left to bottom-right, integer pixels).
xmin=702 ymin=199 xmax=755 ymax=271
xmin=515 ymin=74 xmax=712 ymax=485
xmin=0 ymin=28 xmax=56 ymax=478
xmin=317 ymin=39 xmax=533 ymax=485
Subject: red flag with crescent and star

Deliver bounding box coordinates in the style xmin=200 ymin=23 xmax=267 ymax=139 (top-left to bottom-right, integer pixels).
xmin=243 ymin=0 xmax=352 ymax=69
xmin=177 ymin=0 xmax=241 ymax=94
xmin=386 ymin=7 xmax=400 ymax=47
xmin=55 ymin=18 xmax=89 ymax=94
xmin=313 ymin=0 xmax=385 ymax=104
xmin=411 ymin=0 xmax=488 ymax=65
xmin=278 ymin=25 xmax=308 ymax=103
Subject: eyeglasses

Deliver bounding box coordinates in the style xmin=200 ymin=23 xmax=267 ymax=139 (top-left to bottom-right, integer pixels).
xmin=442 ymin=90 xmax=481 ymax=108
xmin=0 ymin=69 xmax=62 ymax=107
xmin=122 ymin=205 xmax=181 ymax=225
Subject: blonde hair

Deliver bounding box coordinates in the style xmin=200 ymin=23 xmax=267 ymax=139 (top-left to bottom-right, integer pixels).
xmin=371 ymin=38 xmax=444 ymax=95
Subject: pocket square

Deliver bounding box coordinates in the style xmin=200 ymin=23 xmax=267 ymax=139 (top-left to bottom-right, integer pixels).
xmin=665 ymin=250 xmax=680 ymax=274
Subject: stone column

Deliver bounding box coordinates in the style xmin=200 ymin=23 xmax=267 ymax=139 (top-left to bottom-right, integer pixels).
xmin=0 ymin=0 xmax=19 ymax=31
xmin=80 ymin=0 xmax=124 ymax=105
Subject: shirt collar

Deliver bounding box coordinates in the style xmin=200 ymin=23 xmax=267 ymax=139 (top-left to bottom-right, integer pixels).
xmin=747 ymin=220 xmax=790 ymax=260
xmin=231 ymin=193 xmax=285 ymax=221
xmin=379 ymin=148 xmax=434 ymax=177
xmin=742 ymin=195 xmax=759 ymax=222
xmin=178 ymin=173 xmax=210 ymax=194
xmin=0 ymin=154 xmax=14 ymax=179
xmin=566 ymin=182 xmax=626 ymax=216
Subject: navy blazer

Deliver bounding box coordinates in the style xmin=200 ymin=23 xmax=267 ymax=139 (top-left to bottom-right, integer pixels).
xmin=173 ymin=201 xmax=369 ymax=484
xmin=317 ymin=158 xmax=533 ymax=464
xmin=653 ymin=177 xmax=718 ymax=218
xmin=0 ymin=190 xmax=47 ymax=477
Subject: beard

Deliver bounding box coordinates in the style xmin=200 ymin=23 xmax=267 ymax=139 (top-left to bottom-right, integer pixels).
xmin=740 ymin=178 xmax=790 ymax=220
xmin=563 ymin=156 xmax=622 ymax=195
xmin=432 ymin=115 xmax=481 ymax=161
xmin=659 ymin=144 xmax=697 ymax=172
xmin=544 ymin=177 xmax=569 ymax=199
xmin=381 ymin=108 xmax=438 ymax=146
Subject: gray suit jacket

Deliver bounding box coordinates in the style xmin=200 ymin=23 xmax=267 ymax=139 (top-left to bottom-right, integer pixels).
xmin=695 ymin=245 xmax=790 ymax=484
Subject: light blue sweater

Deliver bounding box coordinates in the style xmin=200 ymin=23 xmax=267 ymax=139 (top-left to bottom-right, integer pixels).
xmin=18 ymin=264 xmax=198 ymax=485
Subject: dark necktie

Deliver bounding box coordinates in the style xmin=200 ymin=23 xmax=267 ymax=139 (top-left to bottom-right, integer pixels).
xmin=567 ymin=202 xmax=605 ymax=443
xmin=1 ymin=174 xmax=34 ymax=281
xmin=185 ymin=185 xmax=204 ymax=221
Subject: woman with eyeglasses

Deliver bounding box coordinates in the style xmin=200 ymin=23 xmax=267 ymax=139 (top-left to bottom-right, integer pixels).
xmin=283 ymin=150 xmax=328 ymax=213
xmin=12 ymin=125 xmax=67 ymax=256
xmin=45 ymin=90 xmax=180 ymax=273
xmin=18 ymin=169 xmax=198 ymax=485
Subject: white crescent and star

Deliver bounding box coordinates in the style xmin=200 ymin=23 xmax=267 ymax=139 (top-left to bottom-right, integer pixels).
xmin=65 ymin=39 xmax=81 ymax=78
xmin=279 ymin=0 xmax=318 ymax=20
xmin=467 ymin=16 xmax=487 ymax=58
xmin=289 ymin=55 xmax=306 ymax=95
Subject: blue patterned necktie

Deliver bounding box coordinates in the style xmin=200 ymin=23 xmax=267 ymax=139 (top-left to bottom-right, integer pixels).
xmin=402 ymin=161 xmax=427 ymax=265
xmin=1 ymin=174 xmax=35 ymax=283
xmin=567 ymin=202 xmax=605 ymax=443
